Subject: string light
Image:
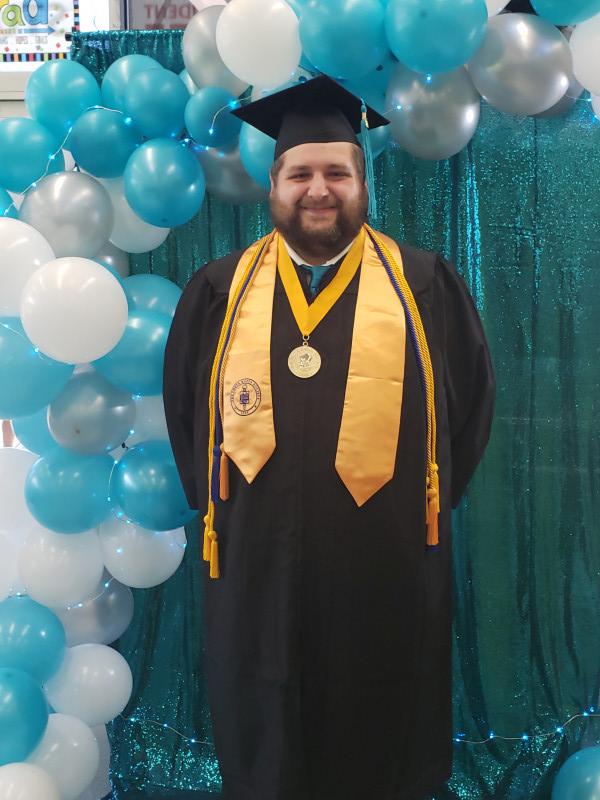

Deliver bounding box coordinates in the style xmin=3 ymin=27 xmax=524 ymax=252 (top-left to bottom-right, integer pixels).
xmin=117 ymin=707 xmax=600 ymax=751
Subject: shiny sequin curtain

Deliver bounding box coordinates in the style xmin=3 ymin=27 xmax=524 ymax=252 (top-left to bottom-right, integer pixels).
xmin=71 ymin=30 xmax=600 ymax=800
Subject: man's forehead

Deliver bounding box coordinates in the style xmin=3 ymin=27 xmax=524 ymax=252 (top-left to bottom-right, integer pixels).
xmin=281 ymin=141 xmax=357 ymax=170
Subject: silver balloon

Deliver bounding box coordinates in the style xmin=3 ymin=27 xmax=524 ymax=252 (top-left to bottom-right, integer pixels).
xmin=93 ymin=240 xmax=130 ymax=278
xmin=467 ymin=14 xmax=572 ymax=116
xmin=19 ymin=172 xmax=114 ymax=258
xmin=195 ymin=143 xmax=268 ymax=203
xmin=182 ymin=6 xmax=248 ymax=96
xmin=51 ymin=570 xmax=134 ymax=646
xmin=534 ymin=28 xmax=583 ymax=119
xmin=385 ymin=64 xmax=480 ymax=161
xmin=48 ymin=370 xmax=136 ymax=454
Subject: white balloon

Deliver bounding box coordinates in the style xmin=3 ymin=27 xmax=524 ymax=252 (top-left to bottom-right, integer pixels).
xmin=190 ymin=0 xmax=225 ymax=8
xmin=216 ymin=0 xmax=301 ymax=89
xmin=20 ymin=257 xmax=129 ymax=364
xmin=19 ymin=528 xmax=105 ymax=607
xmin=44 ymin=644 xmax=133 ymax=726
xmin=75 ymin=725 xmax=112 ymax=800
xmin=183 ymin=6 xmax=249 ymax=95
xmin=98 ymin=515 xmax=186 ymax=588
xmin=102 ymin=178 xmax=170 ymax=254
xmin=571 ymin=14 xmax=600 ymax=95
xmin=592 ymin=94 xmax=600 ymax=118
xmin=27 ymin=714 xmax=100 ymax=800
xmin=0 ymin=447 xmax=38 ymax=532
xmin=0 ymin=218 xmax=55 ymax=316
xmin=0 ymin=763 xmax=60 ymax=800
xmin=486 ymin=0 xmax=509 ymax=14
xmin=127 ymin=394 xmax=169 ymax=446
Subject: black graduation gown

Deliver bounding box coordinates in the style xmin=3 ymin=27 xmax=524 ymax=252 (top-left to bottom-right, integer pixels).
xmin=162 ymin=240 xmax=495 ymax=800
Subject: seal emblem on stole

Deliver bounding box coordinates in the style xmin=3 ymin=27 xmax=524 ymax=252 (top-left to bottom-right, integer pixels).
xmin=230 ymin=378 xmax=261 ymax=416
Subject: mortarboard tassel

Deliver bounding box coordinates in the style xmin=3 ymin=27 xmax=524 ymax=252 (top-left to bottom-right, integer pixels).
xmin=360 ymin=100 xmax=378 ymax=224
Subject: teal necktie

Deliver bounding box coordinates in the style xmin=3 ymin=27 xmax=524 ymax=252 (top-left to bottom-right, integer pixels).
xmin=299 ymin=264 xmax=332 ymax=298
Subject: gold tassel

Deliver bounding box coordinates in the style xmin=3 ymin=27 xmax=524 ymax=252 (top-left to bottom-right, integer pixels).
xmin=219 ymin=445 xmax=229 ymax=501
xmin=208 ymin=529 xmax=220 ymax=578
xmin=202 ymin=512 xmax=211 ymax=562
xmin=426 ymin=466 xmax=440 ymax=546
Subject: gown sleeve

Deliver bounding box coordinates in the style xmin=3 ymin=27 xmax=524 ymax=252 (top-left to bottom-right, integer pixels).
xmin=163 ymin=268 xmax=211 ymax=511
xmin=435 ymin=256 xmax=495 ymax=507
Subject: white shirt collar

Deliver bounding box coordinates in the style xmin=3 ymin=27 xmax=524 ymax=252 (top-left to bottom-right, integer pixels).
xmin=283 ymin=237 xmax=354 ymax=267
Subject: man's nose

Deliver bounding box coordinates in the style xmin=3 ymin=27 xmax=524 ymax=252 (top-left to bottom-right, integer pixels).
xmin=306 ymin=173 xmax=329 ymax=197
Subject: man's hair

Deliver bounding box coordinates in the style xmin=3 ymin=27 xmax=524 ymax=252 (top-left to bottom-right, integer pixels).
xmin=270 ymin=144 xmax=366 ymax=184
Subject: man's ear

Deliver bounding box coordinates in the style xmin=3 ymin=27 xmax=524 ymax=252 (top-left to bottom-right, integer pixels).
xmin=269 ymin=174 xmax=275 ymax=195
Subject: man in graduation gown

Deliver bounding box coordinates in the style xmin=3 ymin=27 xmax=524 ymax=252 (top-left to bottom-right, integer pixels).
xmin=163 ymin=76 xmax=495 ymax=800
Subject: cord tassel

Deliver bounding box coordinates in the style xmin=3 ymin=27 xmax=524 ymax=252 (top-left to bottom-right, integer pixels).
xmin=219 ymin=445 xmax=230 ymax=501
xmin=208 ymin=530 xmax=220 ymax=578
xmin=426 ymin=466 xmax=440 ymax=546
xmin=203 ymin=507 xmax=214 ymax=562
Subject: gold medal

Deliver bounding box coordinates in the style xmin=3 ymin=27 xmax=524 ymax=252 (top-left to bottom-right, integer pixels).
xmin=288 ymin=343 xmax=321 ymax=378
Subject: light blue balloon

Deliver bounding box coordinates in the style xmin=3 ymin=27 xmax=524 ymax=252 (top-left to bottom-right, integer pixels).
xmin=0 ymin=667 xmax=48 ymax=766
xmin=123 ymin=139 xmax=205 ymax=227
xmin=385 ymin=0 xmax=488 ymax=75
xmin=101 ymin=54 xmax=163 ymax=113
xmin=299 ymin=0 xmax=388 ymax=79
xmin=0 ymin=188 xmax=16 ymax=219
xmin=552 ymin=745 xmax=600 ymax=799
xmin=25 ymin=449 xmax=114 ymax=533
xmin=25 ymin=60 xmax=102 ymax=141
xmin=532 ymin=0 xmax=600 ymax=24
xmin=93 ymin=310 xmax=171 ymax=396
xmin=0 ymin=597 xmax=65 ymax=683
xmin=184 ymin=87 xmax=242 ymax=148
xmin=239 ymin=123 xmax=276 ymax=189
xmin=123 ymin=275 xmax=182 ymax=318
xmin=0 ymin=118 xmax=64 ymax=194
xmin=12 ymin=407 xmax=57 ymax=455
xmin=69 ymin=108 xmax=142 ymax=179
xmin=0 ymin=318 xmax=74 ymax=418
xmin=360 ymin=124 xmax=390 ymax=159
xmin=110 ymin=440 xmax=197 ymax=531
xmin=342 ymin=52 xmax=394 ymax=110
xmin=124 ymin=68 xmax=190 ymax=139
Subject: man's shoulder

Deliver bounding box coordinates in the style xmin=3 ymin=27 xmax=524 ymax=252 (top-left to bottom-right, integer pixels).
xmin=395 ymin=241 xmax=439 ymax=296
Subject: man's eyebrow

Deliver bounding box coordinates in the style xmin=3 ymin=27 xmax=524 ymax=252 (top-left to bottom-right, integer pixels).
xmin=285 ymin=163 xmax=352 ymax=172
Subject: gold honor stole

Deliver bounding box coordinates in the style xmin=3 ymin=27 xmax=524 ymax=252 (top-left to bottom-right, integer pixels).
xmin=203 ymin=225 xmax=439 ymax=579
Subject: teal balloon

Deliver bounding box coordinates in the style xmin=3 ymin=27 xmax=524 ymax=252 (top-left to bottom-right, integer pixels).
xmin=0 ymin=118 xmax=64 ymax=194
xmin=0 ymin=188 xmax=16 ymax=219
xmin=532 ymin=0 xmax=600 ymax=24
xmin=299 ymin=0 xmax=388 ymax=79
xmin=69 ymin=108 xmax=142 ymax=179
xmin=25 ymin=60 xmax=102 ymax=141
xmin=12 ymin=407 xmax=57 ymax=455
xmin=110 ymin=440 xmax=197 ymax=530
xmin=93 ymin=310 xmax=171 ymax=396
xmin=361 ymin=124 xmax=390 ymax=159
xmin=385 ymin=0 xmax=488 ymax=74
xmin=239 ymin=123 xmax=276 ymax=189
xmin=24 ymin=449 xmax=114 ymax=533
xmin=0 ymin=597 xmax=65 ymax=683
xmin=124 ymin=68 xmax=190 ymax=139
xmin=0 ymin=667 xmax=48 ymax=766
xmin=101 ymin=54 xmax=163 ymax=113
xmin=184 ymin=87 xmax=241 ymax=147
xmin=123 ymin=275 xmax=182 ymax=318
xmin=0 ymin=317 xmax=73 ymax=418
xmin=552 ymin=745 xmax=600 ymax=799
xmin=124 ymin=139 xmax=205 ymax=227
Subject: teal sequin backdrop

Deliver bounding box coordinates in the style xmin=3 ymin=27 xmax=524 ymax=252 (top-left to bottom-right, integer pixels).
xmin=71 ymin=30 xmax=600 ymax=799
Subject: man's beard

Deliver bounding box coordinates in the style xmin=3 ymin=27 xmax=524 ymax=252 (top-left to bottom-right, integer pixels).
xmin=270 ymin=187 xmax=369 ymax=263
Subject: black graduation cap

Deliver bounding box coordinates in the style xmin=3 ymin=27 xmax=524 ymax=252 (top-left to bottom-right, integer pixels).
xmin=231 ymin=75 xmax=389 ymax=160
